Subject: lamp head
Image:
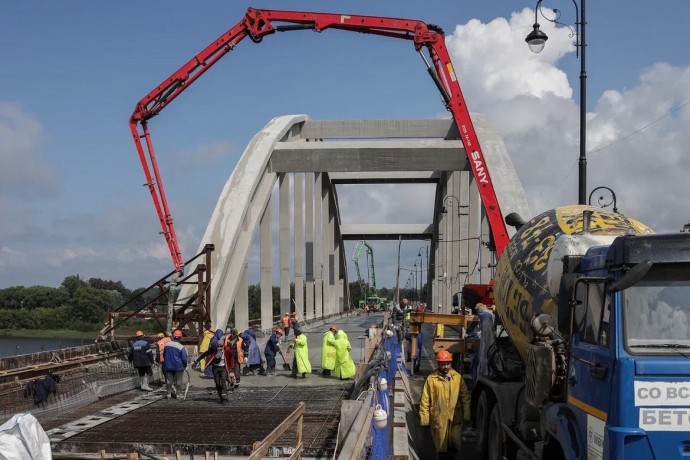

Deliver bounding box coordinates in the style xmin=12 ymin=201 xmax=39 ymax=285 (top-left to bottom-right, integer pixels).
xmin=525 ymin=23 xmax=548 ymax=53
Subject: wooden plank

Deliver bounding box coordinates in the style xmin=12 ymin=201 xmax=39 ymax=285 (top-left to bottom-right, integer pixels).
xmin=351 ymin=407 xmax=375 ymax=457
xmin=393 ymin=426 xmax=410 ymax=458
xmin=393 ymin=391 xmax=406 ymax=407
xmin=249 ymin=402 xmax=305 ymax=459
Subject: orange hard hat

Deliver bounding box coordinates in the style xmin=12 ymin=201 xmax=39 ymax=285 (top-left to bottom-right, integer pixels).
xmin=436 ymin=350 xmax=453 ymax=362
xmin=135 ymin=330 xmax=144 ymax=337
xmin=173 ymin=330 xmax=183 ymax=339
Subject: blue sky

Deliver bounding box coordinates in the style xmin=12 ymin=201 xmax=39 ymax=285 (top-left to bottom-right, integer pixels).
xmin=2 ymin=1 xmax=690 ymax=291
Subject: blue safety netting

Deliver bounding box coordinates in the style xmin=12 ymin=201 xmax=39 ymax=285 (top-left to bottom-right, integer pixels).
xmin=369 ymin=336 xmax=405 ymax=459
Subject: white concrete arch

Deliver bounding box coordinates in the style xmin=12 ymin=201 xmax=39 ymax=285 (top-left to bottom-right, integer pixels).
xmin=178 ymin=115 xmax=307 ymax=331
xmin=178 ymin=113 xmax=530 ymax=331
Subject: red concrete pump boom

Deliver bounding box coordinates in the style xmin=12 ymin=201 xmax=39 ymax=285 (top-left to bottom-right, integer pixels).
xmin=129 ymin=7 xmax=510 ymax=274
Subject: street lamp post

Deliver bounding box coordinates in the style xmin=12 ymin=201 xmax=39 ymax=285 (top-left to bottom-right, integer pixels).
xmin=414 ymin=262 xmax=419 ymax=299
xmin=526 ymin=0 xmax=587 ymax=204
xmin=440 ymin=195 xmax=462 ymax=216
xmin=418 ymin=246 xmax=429 ymax=303
xmin=588 ymin=186 xmax=618 ymax=213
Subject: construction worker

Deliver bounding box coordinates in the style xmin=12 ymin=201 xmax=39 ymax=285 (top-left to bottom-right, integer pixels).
xmin=192 ymin=329 xmax=235 ymax=404
xmin=405 ymin=327 xmax=423 ymax=374
xmin=419 ymin=350 xmax=471 ymax=459
xmin=162 ymin=329 xmax=188 ymax=399
xmin=333 ymin=329 xmax=356 ymax=380
xmin=264 ymin=327 xmax=283 ymax=375
xmin=290 ymin=311 xmax=302 ymax=336
xmin=321 ymin=325 xmax=338 ymax=376
xmin=198 ymin=321 xmax=214 ymax=378
xmin=280 ymin=313 xmax=291 ymax=340
xmin=289 ymin=329 xmax=311 ymax=379
xmin=241 ymin=329 xmax=265 ymax=376
xmin=128 ymin=331 xmax=154 ymax=391
xmin=226 ymin=328 xmax=244 ymax=387
xmin=155 ymin=332 xmax=171 ymax=364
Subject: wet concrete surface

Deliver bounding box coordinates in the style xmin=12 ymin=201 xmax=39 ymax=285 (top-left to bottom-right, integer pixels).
xmin=45 ymin=313 xmax=481 ymax=459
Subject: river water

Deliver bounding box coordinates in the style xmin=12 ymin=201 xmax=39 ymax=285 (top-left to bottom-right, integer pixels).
xmin=0 ymin=337 xmax=86 ymax=358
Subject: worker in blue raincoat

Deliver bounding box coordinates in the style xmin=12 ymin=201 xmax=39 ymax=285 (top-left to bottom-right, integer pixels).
xmin=241 ymin=329 xmax=265 ymax=376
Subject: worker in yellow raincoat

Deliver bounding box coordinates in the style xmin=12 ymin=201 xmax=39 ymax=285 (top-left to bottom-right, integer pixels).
xmin=198 ymin=321 xmax=214 ymax=378
xmin=333 ymin=329 xmax=356 ymax=380
xmin=419 ymin=350 xmax=470 ymax=459
xmin=321 ymin=325 xmax=338 ymax=376
xmin=289 ymin=329 xmax=312 ymax=378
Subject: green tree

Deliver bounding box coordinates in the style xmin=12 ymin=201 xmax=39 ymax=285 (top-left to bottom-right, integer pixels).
xmin=61 ymin=275 xmax=87 ymax=298
xmin=88 ymin=278 xmax=132 ymax=299
xmin=67 ymin=286 xmax=118 ymax=324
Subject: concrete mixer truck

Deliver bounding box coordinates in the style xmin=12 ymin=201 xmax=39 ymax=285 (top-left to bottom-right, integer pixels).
xmin=473 ymin=204 xmax=690 ymax=460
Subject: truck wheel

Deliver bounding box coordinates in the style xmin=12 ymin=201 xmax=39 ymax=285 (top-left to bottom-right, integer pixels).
xmin=475 ymin=391 xmax=491 ymax=459
xmin=488 ymin=405 xmax=507 ymax=460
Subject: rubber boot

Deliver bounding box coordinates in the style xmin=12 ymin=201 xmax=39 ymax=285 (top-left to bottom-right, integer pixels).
xmin=140 ymin=375 xmax=153 ymax=391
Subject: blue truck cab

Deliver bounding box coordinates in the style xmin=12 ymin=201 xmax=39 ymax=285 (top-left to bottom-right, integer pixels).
xmin=474 ymin=207 xmax=690 ymax=460
xmin=566 ymin=232 xmax=690 ymax=459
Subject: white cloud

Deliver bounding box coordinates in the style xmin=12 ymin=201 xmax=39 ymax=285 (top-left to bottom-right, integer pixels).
xmin=0 ymin=102 xmax=59 ymax=197
xmin=444 ymin=12 xmax=690 ymax=233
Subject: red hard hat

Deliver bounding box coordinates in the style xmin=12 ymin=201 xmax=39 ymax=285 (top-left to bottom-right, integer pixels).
xmin=436 ymin=350 xmax=453 ymax=362
xmin=173 ymin=330 xmax=183 ymax=339
xmin=135 ymin=330 xmax=144 ymax=337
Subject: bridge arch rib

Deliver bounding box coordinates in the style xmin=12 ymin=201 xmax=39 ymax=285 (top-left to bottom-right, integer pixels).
xmin=179 ymin=114 xmax=529 ymax=332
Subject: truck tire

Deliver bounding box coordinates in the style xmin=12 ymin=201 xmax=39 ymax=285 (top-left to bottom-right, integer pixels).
xmin=476 ymin=391 xmax=491 ymax=459
xmin=488 ymin=404 xmax=509 ymax=460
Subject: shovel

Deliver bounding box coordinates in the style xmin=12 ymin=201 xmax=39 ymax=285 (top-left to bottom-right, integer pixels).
xmin=278 ymin=349 xmax=291 ymax=371
xmin=182 ymin=369 xmax=191 ymax=400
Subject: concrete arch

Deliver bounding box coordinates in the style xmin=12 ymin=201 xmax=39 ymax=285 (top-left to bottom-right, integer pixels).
xmin=179 ymin=115 xmax=307 ymax=331
xmin=179 ymin=113 xmax=530 ymax=330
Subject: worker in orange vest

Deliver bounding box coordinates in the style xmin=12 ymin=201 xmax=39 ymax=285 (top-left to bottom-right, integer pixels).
xmin=280 ymin=313 xmax=291 ymax=340
xmin=225 ymin=328 xmax=244 ymax=388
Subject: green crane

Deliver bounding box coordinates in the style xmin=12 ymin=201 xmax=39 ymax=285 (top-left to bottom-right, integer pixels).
xmin=352 ymin=240 xmax=384 ymax=310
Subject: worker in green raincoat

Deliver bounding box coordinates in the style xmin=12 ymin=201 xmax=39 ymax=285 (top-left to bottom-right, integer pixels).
xmin=289 ymin=329 xmax=312 ymax=378
xmin=321 ymin=325 xmax=338 ymax=376
xmin=333 ymin=329 xmax=356 ymax=380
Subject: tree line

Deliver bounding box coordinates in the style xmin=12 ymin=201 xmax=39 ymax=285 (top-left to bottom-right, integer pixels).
xmin=0 ymin=274 xmax=413 ymax=332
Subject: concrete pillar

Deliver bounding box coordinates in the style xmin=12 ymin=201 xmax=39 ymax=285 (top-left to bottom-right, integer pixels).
xmin=458 ymin=171 xmax=471 ymax=294
xmin=480 ymin=209 xmax=494 ymax=284
xmin=305 ymin=172 xmax=314 ymax=319
xmin=260 ymin=199 xmax=273 ymax=331
xmin=314 ymin=173 xmax=323 ymax=320
xmin=450 ymin=172 xmax=462 ymax=315
xmin=468 ymin=176 xmax=481 ymax=285
xmin=279 ymin=174 xmax=291 ymax=316
xmin=322 ymin=175 xmax=332 ymax=316
xmin=294 ymin=173 xmax=304 ymax=314
xmin=235 ymin=262 xmax=249 ymax=332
